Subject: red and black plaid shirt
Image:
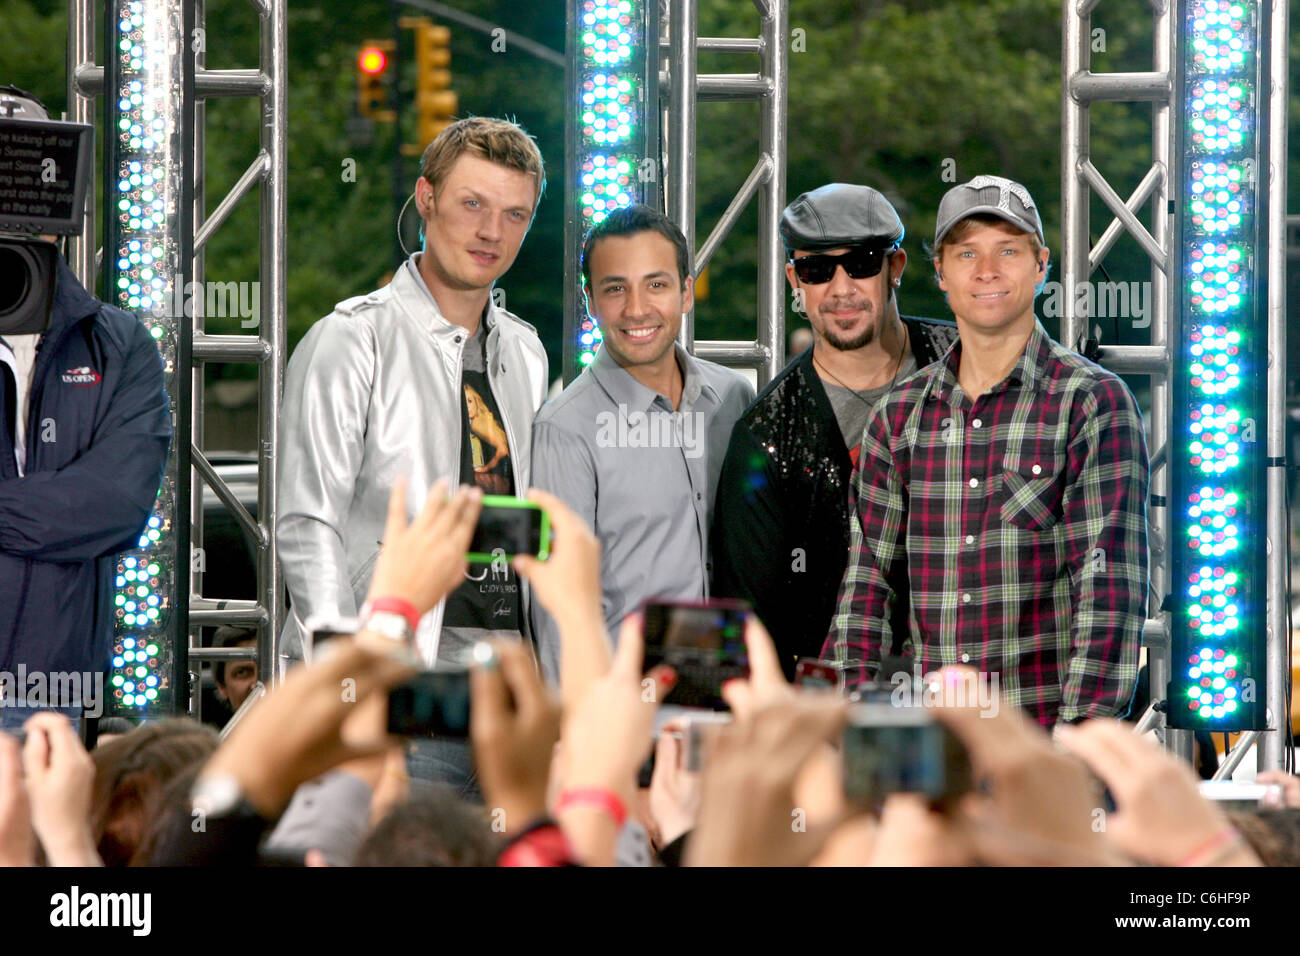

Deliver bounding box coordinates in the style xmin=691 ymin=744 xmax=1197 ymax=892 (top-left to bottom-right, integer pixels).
xmin=823 ymin=321 xmax=1148 ymax=727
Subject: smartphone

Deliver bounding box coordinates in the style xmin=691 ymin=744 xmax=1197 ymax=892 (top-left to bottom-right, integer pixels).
xmin=641 ymin=599 xmax=750 ymax=711
xmin=307 ymin=616 xmax=362 ymax=652
xmin=842 ymin=702 xmax=971 ymax=812
xmin=794 ymin=658 xmax=841 ymax=692
xmin=387 ymin=668 xmax=471 ymax=738
xmin=467 ymin=495 xmax=551 ymax=563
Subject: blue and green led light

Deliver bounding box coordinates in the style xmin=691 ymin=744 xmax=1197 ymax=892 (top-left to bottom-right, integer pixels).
xmin=573 ymin=0 xmax=650 ymax=370
xmin=1170 ymin=0 xmax=1267 ymax=730
xmin=105 ymin=0 xmax=181 ymax=717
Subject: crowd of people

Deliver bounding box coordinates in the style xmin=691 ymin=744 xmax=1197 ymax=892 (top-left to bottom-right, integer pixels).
xmin=1 ymin=99 xmax=1296 ymax=868
xmin=1 ymin=481 xmax=1296 ymax=867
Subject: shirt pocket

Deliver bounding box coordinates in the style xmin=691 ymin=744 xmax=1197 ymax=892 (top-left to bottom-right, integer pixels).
xmin=999 ymin=454 xmax=1067 ymax=532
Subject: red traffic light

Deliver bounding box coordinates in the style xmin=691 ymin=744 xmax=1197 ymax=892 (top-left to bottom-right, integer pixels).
xmin=359 ymin=46 xmax=388 ymax=74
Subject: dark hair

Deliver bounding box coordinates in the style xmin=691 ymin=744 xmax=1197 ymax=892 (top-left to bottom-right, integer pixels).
xmin=354 ymin=786 xmax=503 ymax=866
xmin=580 ymin=203 xmax=692 ymax=291
xmin=213 ymin=626 xmax=257 ymax=685
xmin=91 ymin=718 xmax=218 ymax=866
xmin=1227 ymin=809 xmax=1300 ymax=866
xmin=129 ymin=761 xmax=206 ymax=866
xmin=93 ymin=717 xmax=135 ymax=743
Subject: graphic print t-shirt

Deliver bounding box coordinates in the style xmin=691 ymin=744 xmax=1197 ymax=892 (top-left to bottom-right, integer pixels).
xmin=439 ymin=321 xmax=523 ymax=664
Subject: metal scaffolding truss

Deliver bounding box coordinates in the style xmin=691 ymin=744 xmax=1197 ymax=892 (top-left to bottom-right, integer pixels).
xmin=1062 ymin=0 xmax=1288 ymax=769
xmin=68 ymin=0 xmax=287 ymax=721
xmin=661 ymin=0 xmax=788 ymax=386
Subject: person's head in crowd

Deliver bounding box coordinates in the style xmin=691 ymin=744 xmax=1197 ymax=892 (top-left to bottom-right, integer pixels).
xmin=1227 ymin=809 xmax=1300 ymax=867
xmin=354 ymin=787 xmax=502 ymax=866
xmin=128 ymin=761 xmax=206 ymax=866
xmin=787 ymin=325 xmax=813 ymax=358
xmin=929 ymin=174 xmax=1050 ymax=334
xmin=91 ymin=718 xmax=218 ymax=866
xmin=93 ymin=717 xmax=135 ymax=748
xmin=780 ymin=183 xmax=907 ymax=353
xmin=414 ymin=116 xmax=546 ymax=295
xmin=213 ymin=626 xmax=259 ymax=712
xmin=580 ymin=202 xmax=694 ymax=373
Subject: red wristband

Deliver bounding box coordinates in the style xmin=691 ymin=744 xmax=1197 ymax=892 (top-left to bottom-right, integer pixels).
xmin=555 ymin=787 xmax=627 ymax=827
xmin=1176 ymin=827 xmax=1238 ymax=866
xmin=498 ymin=821 xmax=575 ymax=867
xmin=366 ymin=596 xmax=421 ymax=632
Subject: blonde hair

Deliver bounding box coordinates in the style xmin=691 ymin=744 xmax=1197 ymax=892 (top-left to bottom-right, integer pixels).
xmin=420 ymin=116 xmax=546 ymax=210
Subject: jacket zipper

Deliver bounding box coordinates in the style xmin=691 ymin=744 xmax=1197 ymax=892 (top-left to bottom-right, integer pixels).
xmin=7 ymin=322 xmax=78 ymax=655
xmin=486 ymin=326 xmax=522 ymax=492
xmin=24 ymin=322 xmax=79 ymax=473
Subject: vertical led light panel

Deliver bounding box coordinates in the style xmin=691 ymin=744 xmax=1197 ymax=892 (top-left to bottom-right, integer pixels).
xmin=103 ymin=0 xmax=193 ymax=717
xmin=563 ymin=0 xmax=658 ymax=379
xmin=1168 ymin=0 xmax=1269 ymax=730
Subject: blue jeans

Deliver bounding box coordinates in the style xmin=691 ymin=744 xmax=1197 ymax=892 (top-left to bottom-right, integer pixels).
xmin=404 ymin=736 xmax=480 ymax=801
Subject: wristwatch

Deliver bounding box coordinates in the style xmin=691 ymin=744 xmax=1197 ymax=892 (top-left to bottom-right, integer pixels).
xmin=360 ymin=608 xmax=415 ymax=644
xmin=191 ymin=772 xmax=259 ymax=821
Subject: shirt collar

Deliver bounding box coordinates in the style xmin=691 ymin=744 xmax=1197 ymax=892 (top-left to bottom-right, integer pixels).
xmin=925 ymin=319 xmax=1051 ymax=404
xmin=405 ymin=253 xmax=495 ymax=332
xmin=590 ymin=341 xmax=712 ymax=411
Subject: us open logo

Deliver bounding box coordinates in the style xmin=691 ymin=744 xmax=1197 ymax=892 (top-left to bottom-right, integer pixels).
xmin=61 ymin=366 xmax=101 ymax=386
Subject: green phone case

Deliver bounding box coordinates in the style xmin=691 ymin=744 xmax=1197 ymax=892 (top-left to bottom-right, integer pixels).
xmin=466 ymin=494 xmax=552 ymax=563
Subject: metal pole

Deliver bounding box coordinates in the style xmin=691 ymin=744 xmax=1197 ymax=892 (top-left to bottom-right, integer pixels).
xmin=191 ymin=0 xmax=208 ymax=723
xmin=1061 ymin=0 xmax=1089 ymax=355
xmin=259 ymin=0 xmax=288 ymax=682
xmin=66 ymin=0 xmax=96 ymax=285
xmin=667 ymin=0 xmax=697 ymax=351
xmin=755 ymin=0 xmax=785 ymax=385
xmin=1260 ymin=0 xmax=1290 ymax=772
xmin=1147 ymin=0 xmax=1179 ymax=764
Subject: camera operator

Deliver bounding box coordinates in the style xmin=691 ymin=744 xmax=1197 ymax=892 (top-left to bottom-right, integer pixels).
xmin=0 ymin=87 xmax=171 ymax=733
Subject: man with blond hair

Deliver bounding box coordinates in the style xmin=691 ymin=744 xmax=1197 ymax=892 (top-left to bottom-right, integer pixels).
xmin=278 ymin=117 xmax=549 ymax=789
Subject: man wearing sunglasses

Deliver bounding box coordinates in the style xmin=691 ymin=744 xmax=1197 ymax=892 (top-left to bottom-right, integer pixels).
xmin=823 ymin=175 xmax=1148 ymax=729
xmin=710 ymin=183 xmax=958 ymax=678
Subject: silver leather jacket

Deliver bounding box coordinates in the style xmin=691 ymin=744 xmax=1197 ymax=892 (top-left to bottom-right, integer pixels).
xmin=277 ymin=257 xmax=549 ymax=666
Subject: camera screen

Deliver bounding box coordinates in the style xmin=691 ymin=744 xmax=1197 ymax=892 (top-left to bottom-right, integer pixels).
xmin=387 ymin=669 xmax=471 ymax=738
xmin=642 ymin=601 xmax=749 ymax=711
xmin=842 ymin=707 xmax=971 ymax=810
xmin=468 ymin=504 xmax=543 ymax=558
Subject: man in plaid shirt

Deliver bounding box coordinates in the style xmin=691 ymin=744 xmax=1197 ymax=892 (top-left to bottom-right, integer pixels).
xmin=823 ymin=175 xmax=1148 ymax=727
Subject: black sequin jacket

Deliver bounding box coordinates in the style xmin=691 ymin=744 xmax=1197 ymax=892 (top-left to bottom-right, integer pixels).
xmin=710 ymin=316 xmax=960 ymax=677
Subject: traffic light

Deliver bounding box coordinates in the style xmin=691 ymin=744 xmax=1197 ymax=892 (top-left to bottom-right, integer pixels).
xmin=413 ymin=22 xmax=457 ymax=147
xmin=357 ymin=40 xmax=396 ymax=122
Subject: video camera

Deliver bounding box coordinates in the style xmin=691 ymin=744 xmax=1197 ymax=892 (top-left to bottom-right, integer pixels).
xmin=0 ymin=86 xmax=93 ymax=337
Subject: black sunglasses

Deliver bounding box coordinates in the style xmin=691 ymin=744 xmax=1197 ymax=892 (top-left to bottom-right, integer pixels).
xmin=790 ymin=245 xmax=892 ymax=284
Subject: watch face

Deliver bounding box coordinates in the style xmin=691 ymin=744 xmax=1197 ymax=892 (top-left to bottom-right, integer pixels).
xmin=192 ymin=774 xmax=242 ymax=818
xmin=364 ymin=611 xmax=411 ymax=642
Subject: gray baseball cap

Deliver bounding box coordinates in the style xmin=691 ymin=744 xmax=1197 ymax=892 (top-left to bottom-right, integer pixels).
xmin=934 ymin=175 xmax=1045 ymax=246
xmin=780 ymin=183 xmax=904 ymax=254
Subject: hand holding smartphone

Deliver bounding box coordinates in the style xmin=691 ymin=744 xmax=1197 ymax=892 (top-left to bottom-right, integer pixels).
xmin=640 ymin=599 xmax=750 ymax=711
xmin=842 ymin=702 xmax=972 ymax=812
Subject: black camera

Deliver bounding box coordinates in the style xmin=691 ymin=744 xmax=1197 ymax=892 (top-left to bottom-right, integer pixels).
xmin=0 ymin=86 xmax=93 ymax=336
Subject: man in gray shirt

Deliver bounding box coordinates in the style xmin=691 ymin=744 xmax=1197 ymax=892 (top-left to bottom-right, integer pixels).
xmin=530 ymin=204 xmax=755 ymax=682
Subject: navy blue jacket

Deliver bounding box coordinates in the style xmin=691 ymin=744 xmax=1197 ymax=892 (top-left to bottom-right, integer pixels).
xmin=0 ymin=258 xmax=171 ymax=676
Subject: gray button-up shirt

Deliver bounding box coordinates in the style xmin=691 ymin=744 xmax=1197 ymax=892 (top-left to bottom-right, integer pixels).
xmin=530 ymin=342 xmax=755 ymax=683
